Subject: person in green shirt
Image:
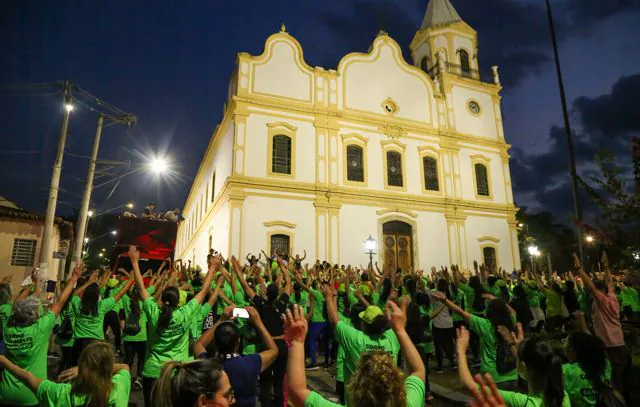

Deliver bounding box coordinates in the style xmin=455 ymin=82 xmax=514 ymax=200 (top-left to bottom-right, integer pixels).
xmin=324 ymin=286 xmax=401 ymax=402
xmin=433 ymin=292 xmax=518 ymax=386
xmin=129 ymin=245 xmax=216 ymax=407
xmin=563 ymin=331 xmax=615 ymax=407
xmin=0 ymin=340 xmax=130 ymax=407
xmin=0 ymin=263 xmax=83 ymax=406
xmin=457 ymin=326 xmax=571 ymax=407
xmin=286 ymin=299 xmax=426 ymax=407
xmin=620 ymin=284 xmax=640 ymax=322
xmin=299 ymin=279 xmax=330 ymax=370
xmin=71 ymin=270 xmax=134 ymax=364
xmin=542 ymin=283 xmax=564 ymax=332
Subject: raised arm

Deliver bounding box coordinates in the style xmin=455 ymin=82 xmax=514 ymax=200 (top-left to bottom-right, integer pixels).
xmin=278 ymin=257 xmax=292 ymax=296
xmin=0 ymin=355 xmax=41 ymax=394
xmin=192 ymin=255 xmax=219 ymax=305
xmin=386 ymin=299 xmax=425 ymax=381
xmin=575 ymin=253 xmax=598 ymax=297
xmin=323 ymin=285 xmax=339 ymax=326
xmin=247 ymin=306 xmax=278 ymax=373
xmin=128 ymin=246 xmax=150 ymax=301
xmin=232 ymin=256 xmax=257 ymax=300
xmin=455 ymin=326 xmax=476 ymax=389
xmin=112 ymin=271 xmax=136 ymax=303
xmin=433 ymin=291 xmax=471 ymax=321
xmin=284 ymin=305 xmax=311 ymax=407
xmin=73 ymin=272 xmax=99 ymax=297
xmin=50 ymin=264 xmax=84 ymax=316
xmin=193 ymin=306 xmax=232 ymax=356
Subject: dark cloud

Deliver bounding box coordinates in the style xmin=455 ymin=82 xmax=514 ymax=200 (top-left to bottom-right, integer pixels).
xmin=312 ymin=0 xmax=639 ymax=88
xmin=511 ymin=73 xmax=640 ymax=217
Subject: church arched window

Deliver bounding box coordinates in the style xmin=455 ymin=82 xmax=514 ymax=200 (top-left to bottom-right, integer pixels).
xmin=346 ymin=145 xmax=364 ymax=182
xmin=420 ymin=56 xmax=429 ymax=73
xmin=459 ymin=49 xmax=471 ymax=77
xmin=482 ymin=246 xmax=497 ymax=273
xmin=423 ymin=156 xmax=439 ymax=191
xmin=271 ymin=134 xmax=292 ymax=175
xmin=475 ymin=163 xmax=490 ymax=196
xmin=386 ymin=151 xmax=403 ymax=187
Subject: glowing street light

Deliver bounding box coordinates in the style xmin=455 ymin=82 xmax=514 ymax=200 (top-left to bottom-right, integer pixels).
xmin=364 ymin=235 xmax=377 ymax=267
xmin=150 ymin=157 xmax=169 ymax=174
xmin=127 ymin=202 xmax=134 ymax=209
xmin=585 ymin=235 xmax=594 ymax=243
xmin=111 ymin=230 xmax=117 ymax=236
xmin=87 ymin=210 xmax=94 ymax=217
xmin=84 ymin=237 xmax=89 ymax=243
xmin=518 ymin=223 xmax=524 ymax=228
xmin=528 ymin=245 xmax=540 ymax=274
xmin=98 ymin=253 xmax=104 ymax=258
xmin=64 ymin=103 xmax=74 ymax=112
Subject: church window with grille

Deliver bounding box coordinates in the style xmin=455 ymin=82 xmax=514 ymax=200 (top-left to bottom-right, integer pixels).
xmin=386 ymin=151 xmax=403 ymax=187
xmin=459 ymin=49 xmax=471 ymax=77
xmin=272 ymin=135 xmax=292 ymax=174
xmin=475 ymin=163 xmax=490 ymax=196
xmin=423 ymin=156 xmax=439 ymax=191
xmin=270 ymin=234 xmax=290 ymax=256
xmin=346 ymin=145 xmax=364 ymax=182
xmin=483 ymin=246 xmax=497 ymax=273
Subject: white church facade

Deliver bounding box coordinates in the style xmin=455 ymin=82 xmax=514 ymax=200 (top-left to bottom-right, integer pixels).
xmin=176 ymin=0 xmax=521 ymax=272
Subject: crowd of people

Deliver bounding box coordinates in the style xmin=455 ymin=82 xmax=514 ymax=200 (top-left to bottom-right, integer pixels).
xmin=0 ymin=245 xmax=637 ymax=407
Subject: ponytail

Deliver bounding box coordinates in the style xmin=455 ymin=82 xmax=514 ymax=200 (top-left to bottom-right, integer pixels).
xmin=157 ymin=287 xmax=180 ymax=332
xmin=154 ymin=359 xmax=224 ymax=407
xmin=519 ymin=338 xmax=565 ymax=407
xmin=544 ymin=354 xmax=565 ymax=407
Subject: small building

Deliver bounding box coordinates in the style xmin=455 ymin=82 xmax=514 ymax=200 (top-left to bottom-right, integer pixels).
xmin=0 ymin=196 xmax=73 ymax=294
xmin=177 ymin=0 xmax=521 ymax=272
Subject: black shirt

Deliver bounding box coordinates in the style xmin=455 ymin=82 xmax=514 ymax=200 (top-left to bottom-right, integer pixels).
xmin=252 ymin=293 xmax=289 ymax=337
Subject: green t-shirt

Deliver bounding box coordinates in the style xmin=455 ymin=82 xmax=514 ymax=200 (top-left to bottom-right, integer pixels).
xmin=0 ymin=311 xmax=56 ymax=405
xmin=335 ymin=320 xmax=400 ymax=388
xmin=562 ymin=362 xmax=611 ymax=407
xmin=498 ymin=390 xmax=571 ymax=407
xmin=36 ymin=369 xmax=131 ymax=407
xmin=309 ymin=288 xmax=326 ymax=323
xmin=417 ymin=305 xmax=434 ymax=354
xmin=71 ymin=296 xmax=117 ymax=340
xmin=304 ymin=375 xmax=425 ymax=407
xmin=469 ymin=315 xmax=517 ymax=383
xmin=0 ymin=303 xmax=12 ymax=330
xmin=452 ymin=289 xmax=466 ymax=322
xmin=543 ymin=289 xmax=563 ymax=318
xmin=121 ymin=295 xmax=148 ymax=342
xmin=189 ymin=302 xmax=212 ymax=342
xmin=524 ymin=285 xmax=543 ymax=308
xmin=620 ymin=287 xmax=640 ymax=312
xmin=290 ymin=291 xmax=310 ymax=313
xmin=142 ymin=297 xmax=200 ymax=378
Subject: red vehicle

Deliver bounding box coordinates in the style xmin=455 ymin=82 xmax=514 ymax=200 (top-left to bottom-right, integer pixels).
xmin=111 ymin=216 xmax=178 ymax=281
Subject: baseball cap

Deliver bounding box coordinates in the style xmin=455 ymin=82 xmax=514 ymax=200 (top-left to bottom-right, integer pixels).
xmin=358 ymin=305 xmax=384 ymax=324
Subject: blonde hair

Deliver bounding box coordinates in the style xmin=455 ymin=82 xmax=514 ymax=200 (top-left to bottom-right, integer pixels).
xmin=71 ymin=341 xmax=114 ymax=407
xmin=347 ymin=351 xmax=406 ymax=407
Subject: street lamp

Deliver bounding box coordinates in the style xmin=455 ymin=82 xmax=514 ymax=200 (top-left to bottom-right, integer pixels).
xmin=528 ymin=245 xmax=540 ymax=274
xmin=150 ymin=157 xmax=169 ymax=174
xmin=364 ymin=235 xmax=377 ymax=268
xmin=585 ymin=235 xmax=594 ymax=243
xmin=64 ymin=103 xmax=74 ymax=112
xmin=111 ymin=230 xmax=117 ymax=236
xmin=126 ymin=202 xmax=134 ymax=209
xmin=87 ymin=210 xmax=94 ymax=217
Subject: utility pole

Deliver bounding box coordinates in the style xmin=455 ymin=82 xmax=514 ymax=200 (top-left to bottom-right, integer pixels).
xmin=71 ymin=114 xmax=104 ymax=266
xmin=545 ymin=0 xmax=584 ymax=266
xmin=38 ymin=81 xmax=73 ymax=275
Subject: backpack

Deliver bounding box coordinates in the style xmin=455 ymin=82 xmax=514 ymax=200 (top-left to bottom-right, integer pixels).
xmin=57 ymin=315 xmax=73 ymax=341
xmin=495 ymin=330 xmax=517 ymax=375
xmin=123 ymin=310 xmax=141 ymax=336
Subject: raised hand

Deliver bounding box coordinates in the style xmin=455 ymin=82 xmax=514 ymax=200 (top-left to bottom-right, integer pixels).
xmin=71 ymin=263 xmax=85 ymax=279
xmin=385 ymin=298 xmax=407 ymax=332
xmin=456 ymin=325 xmax=470 ymax=354
xmin=283 ymin=304 xmax=308 ymax=343
xmin=58 ymin=366 xmax=79 ymax=382
xmin=432 ymin=291 xmax=446 ymax=302
xmin=246 ymin=306 xmax=261 ymax=324
xmin=467 ymin=374 xmax=507 ymax=407
xmin=128 ymin=245 xmax=140 ymax=263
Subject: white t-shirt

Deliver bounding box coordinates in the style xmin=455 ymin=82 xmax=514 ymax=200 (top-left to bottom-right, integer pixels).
xmin=431 ymin=293 xmax=454 ymax=329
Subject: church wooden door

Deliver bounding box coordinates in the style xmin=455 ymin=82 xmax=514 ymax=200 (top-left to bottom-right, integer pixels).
xmin=383 ymin=233 xmax=412 ymax=271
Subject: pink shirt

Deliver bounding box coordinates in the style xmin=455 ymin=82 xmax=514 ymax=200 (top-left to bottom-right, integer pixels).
xmin=592 ymin=288 xmax=625 ymax=347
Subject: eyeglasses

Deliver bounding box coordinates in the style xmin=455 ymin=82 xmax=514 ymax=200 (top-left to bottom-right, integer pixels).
xmin=223 ymin=388 xmax=235 ymax=403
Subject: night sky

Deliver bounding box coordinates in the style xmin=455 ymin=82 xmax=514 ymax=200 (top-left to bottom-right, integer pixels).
xmin=2 ymin=0 xmax=639 ymax=222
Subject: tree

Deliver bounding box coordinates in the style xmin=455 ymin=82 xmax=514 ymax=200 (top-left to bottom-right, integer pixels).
xmin=579 ymin=150 xmax=640 ymax=270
